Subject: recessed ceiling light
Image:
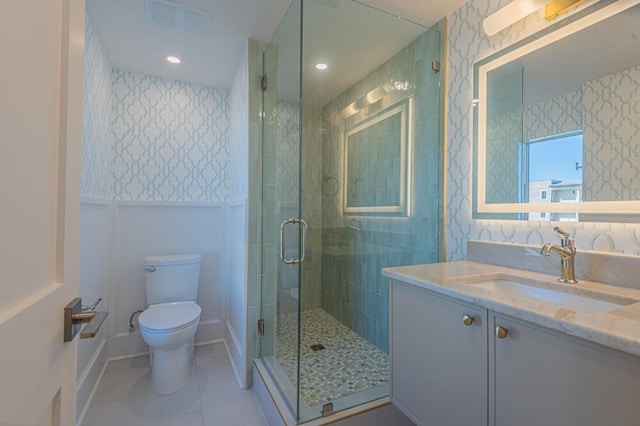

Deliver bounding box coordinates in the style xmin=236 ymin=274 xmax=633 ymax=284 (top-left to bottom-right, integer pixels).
xmin=315 ymin=63 xmax=328 ymax=70
xmin=167 ymin=56 xmax=181 ymax=64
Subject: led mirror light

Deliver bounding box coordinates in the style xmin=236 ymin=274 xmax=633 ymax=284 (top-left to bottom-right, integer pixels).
xmin=166 ymin=56 xmax=181 ymax=64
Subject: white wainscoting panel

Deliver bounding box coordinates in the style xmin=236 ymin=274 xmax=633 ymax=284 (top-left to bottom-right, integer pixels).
xmin=109 ymin=201 xmax=229 ymax=358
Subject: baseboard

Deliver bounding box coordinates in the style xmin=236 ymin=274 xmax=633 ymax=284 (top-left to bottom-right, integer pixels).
xmin=109 ymin=318 xmax=226 ymax=359
xmin=76 ymin=338 xmax=108 ymax=426
xmin=225 ymin=320 xmax=246 ymax=388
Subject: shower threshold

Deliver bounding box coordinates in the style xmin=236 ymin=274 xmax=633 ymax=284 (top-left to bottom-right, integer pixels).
xmin=255 ymin=357 xmax=389 ymax=425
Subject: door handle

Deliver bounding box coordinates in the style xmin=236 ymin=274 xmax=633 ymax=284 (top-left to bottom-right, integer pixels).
xmin=280 ymin=217 xmax=308 ymax=264
xmin=64 ymin=297 xmax=109 ymax=342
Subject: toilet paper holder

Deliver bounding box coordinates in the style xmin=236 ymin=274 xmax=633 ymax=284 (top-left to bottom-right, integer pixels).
xmin=64 ymin=297 xmax=109 ymax=342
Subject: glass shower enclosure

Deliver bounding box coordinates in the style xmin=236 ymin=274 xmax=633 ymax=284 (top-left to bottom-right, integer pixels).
xmin=259 ymin=0 xmax=445 ymax=422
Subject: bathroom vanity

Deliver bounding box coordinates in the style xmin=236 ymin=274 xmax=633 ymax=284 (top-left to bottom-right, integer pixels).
xmin=383 ymin=260 xmax=640 ymax=426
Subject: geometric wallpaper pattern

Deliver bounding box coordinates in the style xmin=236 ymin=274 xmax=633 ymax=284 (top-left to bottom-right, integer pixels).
xmin=275 ymin=100 xmax=300 ymax=210
xmin=486 ymin=108 xmax=522 ymax=204
xmin=111 ymin=70 xmax=230 ymax=202
xmin=447 ymin=0 xmax=640 ymax=259
xmin=229 ymin=44 xmax=249 ymax=201
xmin=525 ymin=90 xmax=582 ymax=141
xmin=81 ymin=18 xmax=112 ymax=200
xmin=583 ymin=65 xmax=640 ymax=201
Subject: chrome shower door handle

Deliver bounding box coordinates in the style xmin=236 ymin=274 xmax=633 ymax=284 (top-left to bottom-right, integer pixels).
xmin=280 ymin=217 xmax=308 ymax=264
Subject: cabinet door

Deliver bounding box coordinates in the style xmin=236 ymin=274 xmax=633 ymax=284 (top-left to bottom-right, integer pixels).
xmin=390 ymin=281 xmax=488 ymax=426
xmin=491 ymin=314 xmax=640 ymax=426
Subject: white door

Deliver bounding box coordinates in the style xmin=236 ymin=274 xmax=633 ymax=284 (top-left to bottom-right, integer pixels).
xmin=0 ymin=1 xmax=84 ymax=425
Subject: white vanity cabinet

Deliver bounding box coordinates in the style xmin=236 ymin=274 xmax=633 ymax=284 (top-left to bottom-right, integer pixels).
xmin=390 ymin=281 xmax=488 ymax=426
xmin=390 ymin=280 xmax=640 ymax=426
xmin=490 ymin=313 xmax=640 ymax=426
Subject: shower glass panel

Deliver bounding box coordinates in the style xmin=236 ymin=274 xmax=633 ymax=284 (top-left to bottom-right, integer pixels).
xmin=259 ymin=1 xmax=444 ymax=422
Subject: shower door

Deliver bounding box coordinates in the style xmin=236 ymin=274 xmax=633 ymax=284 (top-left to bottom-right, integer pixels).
xmin=259 ymin=0 xmax=444 ymax=423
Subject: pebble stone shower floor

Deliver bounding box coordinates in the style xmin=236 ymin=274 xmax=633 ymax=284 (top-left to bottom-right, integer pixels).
xmin=274 ymin=308 xmax=389 ymax=407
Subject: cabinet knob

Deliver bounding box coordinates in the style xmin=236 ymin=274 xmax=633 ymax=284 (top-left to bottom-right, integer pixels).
xmin=495 ymin=326 xmax=508 ymax=339
xmin=462 ymin=314 xmax=475 ymax=326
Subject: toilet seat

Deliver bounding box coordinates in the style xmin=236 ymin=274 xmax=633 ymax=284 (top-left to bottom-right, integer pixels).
xmin=139 ymin=301 xmax=201 ymax=333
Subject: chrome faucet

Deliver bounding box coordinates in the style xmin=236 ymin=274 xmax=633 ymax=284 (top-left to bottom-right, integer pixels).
xmin=540 ymin=227 xmax=578 ymax=284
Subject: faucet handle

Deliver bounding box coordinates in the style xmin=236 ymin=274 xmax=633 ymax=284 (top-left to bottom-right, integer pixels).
xmin=554 ymin=227 xmax=574 ymax=248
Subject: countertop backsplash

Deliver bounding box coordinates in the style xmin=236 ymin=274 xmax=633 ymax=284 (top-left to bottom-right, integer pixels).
xmin=467 ymin=240 xmax=640 ymax=291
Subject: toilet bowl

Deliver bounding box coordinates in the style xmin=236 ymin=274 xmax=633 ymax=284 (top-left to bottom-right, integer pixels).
xmin=139 ymin=301 xmax=201 ymax=394
xmin=139 ymin=253 xmax=202 ymax=394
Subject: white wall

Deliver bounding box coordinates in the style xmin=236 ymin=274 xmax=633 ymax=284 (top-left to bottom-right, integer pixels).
xmin=77 ymin=16 xmax=112 ymax=422
xmin=77 ymin=199 xmax=110 ymax=421
xmin=108 ymin=202 xmax=229 ymax=358
xmin=226 ymin=40 xmax=250 ymax=387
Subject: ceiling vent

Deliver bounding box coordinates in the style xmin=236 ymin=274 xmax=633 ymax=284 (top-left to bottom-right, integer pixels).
xmin=145 ymin=0 xmax=212 ymax=36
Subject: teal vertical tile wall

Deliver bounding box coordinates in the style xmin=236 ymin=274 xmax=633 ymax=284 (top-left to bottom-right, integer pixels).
xmin=320 ymin=26 xmax=443 ymax=352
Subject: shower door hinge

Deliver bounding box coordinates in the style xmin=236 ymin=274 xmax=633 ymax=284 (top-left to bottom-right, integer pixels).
xmin=322 ymin=402 xmax=334 ymax=417
xmin=260 ymin=74 xmax=268 ymax=91
xmin=432 ymin=60 xmax=441 ymax=73
xmin=258 ymin=319 xmax=265 ymax=336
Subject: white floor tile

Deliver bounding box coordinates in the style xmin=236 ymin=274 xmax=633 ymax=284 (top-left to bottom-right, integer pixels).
xmin=83 ymin=398 xmax=145 ymax=426
xmin=84 ymin=342 xmax=267 ymax=426
xmin=201 ymin=391 xmax=269 ymax=426
xmin=142 ymin=370 xmax=202 ymax=423
xmin=142 ymin=409 xmax=204 ymax=426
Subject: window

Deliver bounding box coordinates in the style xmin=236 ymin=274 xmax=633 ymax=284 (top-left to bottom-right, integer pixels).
xmin=527 ymin=132 xmax=582 ymax=183
xmin=540 ymin=212 xmax=547 ymax=218
xmin=540 ymin=190 xmax=548 ymax=200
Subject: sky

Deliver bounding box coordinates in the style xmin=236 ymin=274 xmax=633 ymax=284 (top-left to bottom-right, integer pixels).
xmin=528 ymin=133 xmax=583 ymax=182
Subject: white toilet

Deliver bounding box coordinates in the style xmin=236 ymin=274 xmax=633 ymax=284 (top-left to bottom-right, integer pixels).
xmin=138 ymin=253 xmax=202 ymax=394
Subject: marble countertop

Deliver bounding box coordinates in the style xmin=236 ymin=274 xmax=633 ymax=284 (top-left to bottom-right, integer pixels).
xmin=382 ymin=261 xmax=640 ymax=357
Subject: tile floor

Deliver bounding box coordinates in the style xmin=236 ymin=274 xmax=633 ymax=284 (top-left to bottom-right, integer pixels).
xmin=275 ymin=308 xmax=389 ymax=407
xmin=82 ymin=342 xmax=269 ymax=426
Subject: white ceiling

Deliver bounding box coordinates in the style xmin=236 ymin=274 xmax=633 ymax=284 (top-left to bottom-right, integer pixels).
xmin=87 ymin=0 xmax=467 ymax=91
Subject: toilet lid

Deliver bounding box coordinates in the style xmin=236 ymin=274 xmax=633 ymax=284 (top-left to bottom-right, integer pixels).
xmin=139 ymin=301 xmax=201 ymax=332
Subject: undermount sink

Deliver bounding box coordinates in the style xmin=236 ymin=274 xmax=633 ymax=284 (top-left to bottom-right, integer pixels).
xmin=468 ymin=278 xmax=624 ymax=315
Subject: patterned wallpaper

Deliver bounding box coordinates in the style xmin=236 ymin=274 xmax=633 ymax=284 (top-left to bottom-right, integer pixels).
xmin=82 ymin=18 xmax=112 ymax=200
xmin=111 ymin=70 xmax=230 ymax=202
xmin=583 ymin=65 xmax=640 ymax=202
xmin=447 ymin=0 xmax=640 ymax=259
xmin=525 ymin=90 xmax=582 ymax=141
xmin=229 ymin=44 xmax=249 ymax=201
xmin=485 ymin=108 xmax=522 ymax=204
xmin=276 ymin=101 xmax=300 ymax=210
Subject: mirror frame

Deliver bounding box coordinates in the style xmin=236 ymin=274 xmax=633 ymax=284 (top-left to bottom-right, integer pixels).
xmin=343 ymin=97 xmax=412 ymax=215
xmin=474 ymin=0 xmax=640 ymax=218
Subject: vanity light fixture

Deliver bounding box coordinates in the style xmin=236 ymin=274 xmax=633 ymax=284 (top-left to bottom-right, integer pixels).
xmin=483 ymin=0 xmax=548 ymax=36
xmin=483 ymin=0 xmax=590 ymax=36
xmin=545 ymin=0 xmax=589 ymax=20
xmin=166 ymin=56 xmax=181 ymax=64
xmin=340 ymin=84 xmax=391 ymax=118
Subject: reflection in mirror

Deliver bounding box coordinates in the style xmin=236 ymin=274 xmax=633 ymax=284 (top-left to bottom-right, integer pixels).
xmin=344 ymin=99 xmax=410 ymax=214
xmin=474 ymin=0 xmax=640 ymax=221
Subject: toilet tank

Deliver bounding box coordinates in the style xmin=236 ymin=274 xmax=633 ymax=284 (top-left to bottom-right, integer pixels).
xmin=144 ymin=253 xmax=202 ymax=305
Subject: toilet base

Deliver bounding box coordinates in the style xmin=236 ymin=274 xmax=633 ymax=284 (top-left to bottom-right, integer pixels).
xmin=149 ymin=340 xmax=194 ymax=394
